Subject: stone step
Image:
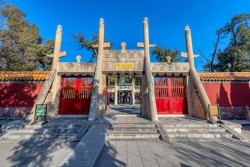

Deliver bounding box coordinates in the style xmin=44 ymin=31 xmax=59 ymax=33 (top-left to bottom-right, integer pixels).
xmin=110 ymin=127 xmax=157 ymax=132
xmin=3 ymin=132 xmax=78 ymax=140
xmin=108 ymin=133 xmax=160 ymax=140
xmin=3 ymin=133 xmax=57 ymax=139
xmin=163 ymin=124 xmax=218 ymax=128
xmin=164 ymin=127 xmax=226 ymax=133
xmin=23 ymin=123 xmax=82 ymax=129
xmin=168 ymin=137 xmax=237 ymax=142
xmin=108 ymin=130 xmax=159 ymax=134
xmin=16 ymin=127 xmax=80 ymax=133
xmin=47 ymin=124 xmax=82 ymax=129
xmin=167 ymin=132 xmax=233 ymax=138
xmin=112 ymin=123 xmax=155 ymax=128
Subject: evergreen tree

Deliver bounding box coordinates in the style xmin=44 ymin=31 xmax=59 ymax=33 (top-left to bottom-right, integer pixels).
xmin=0 ymin=4 xmax=54 ymax=71
xmin=204 ymin=14 xmax=250 ymax=72
xmin=152 ymin=46 xmax=181 ymax=62
xmin=72 ymin=32 xmax=112 ymax=62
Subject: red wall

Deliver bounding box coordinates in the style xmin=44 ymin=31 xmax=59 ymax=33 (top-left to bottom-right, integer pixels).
xmin=0 ymin=82 xmax=44 ymax=107
xmin=203 ymin=82 xmax=250 ymax=107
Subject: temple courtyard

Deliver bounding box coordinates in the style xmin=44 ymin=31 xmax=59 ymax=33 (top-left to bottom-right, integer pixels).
xmin=1 ymin=116 xmax=250 ymax=167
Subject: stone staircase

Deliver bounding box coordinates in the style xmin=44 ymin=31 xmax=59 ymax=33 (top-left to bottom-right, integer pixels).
xmin=0 ymin=122 xmax=89 ymax=142
xmin=161 ymin=123 xmax=234 ymax=141
xmin=108 ymin=123 xmax=160 ymax=140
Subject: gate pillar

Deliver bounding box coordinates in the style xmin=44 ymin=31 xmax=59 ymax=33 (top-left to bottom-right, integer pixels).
xmin=186 ymin=76 xmax=194 ymax=116
xmin=88 ymin=18 xmax=105 ymax=121
xmin=114 ymin=83 xmax=118 ymax=105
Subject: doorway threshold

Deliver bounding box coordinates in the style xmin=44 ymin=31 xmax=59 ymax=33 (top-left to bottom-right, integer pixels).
xmin=158 ymin=114 xmax=190 ymax=118
xmin=54 ymin=115 xmax=88 ymax=119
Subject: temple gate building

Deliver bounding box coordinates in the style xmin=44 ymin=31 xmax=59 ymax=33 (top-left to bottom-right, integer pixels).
xmin=0 ymin=18 xmax=250 ymax=122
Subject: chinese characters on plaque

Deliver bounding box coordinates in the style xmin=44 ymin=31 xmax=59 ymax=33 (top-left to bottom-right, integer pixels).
xmin=114 ymin=63 xmax=133 ymax=71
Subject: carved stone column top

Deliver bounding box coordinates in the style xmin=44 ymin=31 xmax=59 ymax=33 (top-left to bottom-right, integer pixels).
xmin=100 ymin=17 xmax=104 ymax=25
xmin=57 ymin=24 xmax=62 ymax=31
xmin=76 ymin=55 xmax=81 ymax=63
xmin=185 ymin=24 xmax=190 ymax=30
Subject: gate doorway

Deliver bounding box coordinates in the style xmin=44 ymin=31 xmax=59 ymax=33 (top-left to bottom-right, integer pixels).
xmin=106 ymin=75 xmax=141 ymax=115
xmin=154 ymin=77 xmax=187 ymax=114
xmin=59 ymin=77 xmax=93 ymax=115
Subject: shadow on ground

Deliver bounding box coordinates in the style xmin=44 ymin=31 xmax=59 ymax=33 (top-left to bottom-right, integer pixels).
xmin=97 ymin=140 xmax=250 ymax=167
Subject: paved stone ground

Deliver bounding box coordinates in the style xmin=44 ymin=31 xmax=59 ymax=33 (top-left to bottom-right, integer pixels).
xmin=242 ymin=126 xmax=250 ymax=141
xmin=0 ymin=139 xmax=77 ymax=167
xmin=59 ymin=124 xmax=109 ymax=167
xmin=158 ymin=117 xmax=207 ymax=124
xmin=0 ymin=118 xmax=87 ymax=167
xmin=97 ymin=140 xmax=250 ymax=167
xmin=107 ymin=104 xmax=141 ymax=115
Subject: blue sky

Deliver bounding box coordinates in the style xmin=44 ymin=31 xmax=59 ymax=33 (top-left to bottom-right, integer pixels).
xmin=8 ymin=0 xmax=250 ymax=71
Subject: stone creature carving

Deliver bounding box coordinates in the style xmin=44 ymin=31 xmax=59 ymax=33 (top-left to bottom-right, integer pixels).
xmin=121 ymin=42 xmax=126 ymax=53
xmin=76 ymin=55 xmax=81 ymax=63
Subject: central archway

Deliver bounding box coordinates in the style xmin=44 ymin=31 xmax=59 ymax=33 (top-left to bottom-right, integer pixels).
xmin=105 ymin=74 xmax=142 ymax=115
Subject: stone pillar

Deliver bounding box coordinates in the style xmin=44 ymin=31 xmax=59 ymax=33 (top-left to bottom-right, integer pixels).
xmin=132 ymin=80 xmax=135 ymax=105
xmin=51 ymin=25 xmax=66 ymax=102
xmin=98 ymin=74 xmax=106 ymax=115
xmin=143 ymin=18 xmax=158 ymax=121
xmin=186 ymin=76 xmax=193 ymax=116
xmin=185 ymin=25 xmax=211 ymax=121
xmin=88 ymin=18 xmax=105 ymax=121
xmin=185 ymin=25 xmax=194 ymax=69
xmin=114 ymin=83 xmax=118 ymax=105
xmin=52 ymin=25 xmax=62 ymax=70
xmin=49 ymin=76 xmax=61 ymax=116
xmin=141 ymin=74 xmax=147 ymax=116
xmin=51 ymin=25 xmax=62 ymax=99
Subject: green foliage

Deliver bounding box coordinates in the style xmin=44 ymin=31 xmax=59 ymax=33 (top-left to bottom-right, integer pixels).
xmin=72 ymin=32 xmax=112 ymax=62
xmin=107 ymin=75 xmax=141 ymax=86
xmin=0 ymin=4 xmax=54 ymax=71
xmin=152 ymin=46 xmax=181 ymax=62
xmin=212 ymin=14 xmax=250 ymax=72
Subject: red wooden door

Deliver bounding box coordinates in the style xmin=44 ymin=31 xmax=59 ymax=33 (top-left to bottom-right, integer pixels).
xmin=155 ymin=77 xmax=187 ymax=114
xmin=59 ymin=77 xmax=93 ymax=115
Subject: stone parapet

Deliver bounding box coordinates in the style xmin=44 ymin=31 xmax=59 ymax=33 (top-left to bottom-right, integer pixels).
xmin=57 ymin=62 xmax=96 ymax=75
xmin=151 ymin=62 xmax=189 ymax=74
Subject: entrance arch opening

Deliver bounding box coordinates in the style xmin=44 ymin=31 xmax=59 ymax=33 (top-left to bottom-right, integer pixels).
xmin=106 ymin=74 xmax=142 ymax=115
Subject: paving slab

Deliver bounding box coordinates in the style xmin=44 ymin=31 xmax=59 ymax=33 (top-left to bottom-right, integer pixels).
xmin=97 ymin=140 xmax=250 ymax=167
xmin=59 ymin=124 xmax=109 ymax=167
xmin=242 ymin=125 xmax=250 ymax=140
xmin=0 ymin=139 xmax=77 ymax=167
